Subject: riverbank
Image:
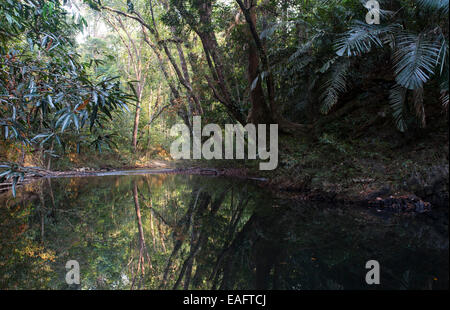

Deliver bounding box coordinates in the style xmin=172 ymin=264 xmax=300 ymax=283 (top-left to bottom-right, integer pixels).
xmin=1 ymin=162 xmax=446 ymax=219
xmin=1 ymin=116 xmax=448 ymax=209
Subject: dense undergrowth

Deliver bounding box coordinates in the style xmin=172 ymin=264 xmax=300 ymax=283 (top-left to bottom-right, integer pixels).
xmin=1 ymin=0 xmax=448 ymax=204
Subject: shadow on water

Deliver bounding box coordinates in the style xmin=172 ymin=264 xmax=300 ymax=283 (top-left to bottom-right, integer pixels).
xmin=0 ymin=174 xmax=448 ymax=289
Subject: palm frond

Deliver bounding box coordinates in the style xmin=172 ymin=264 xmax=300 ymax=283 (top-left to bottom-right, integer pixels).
xmin=389 ymin=84 xmax=408 ymax=132
xmin=440 ymin=68 xmax=449 ymax=110
xmin=393 ymin=32 xmax=441 ymax=90
xmin=335 ymin=21 xmax=399 ymax=57
xmin=436 ymin=32 xmax=449 ymax=75
xmin=441 ymin=91 xmax=449 ymax=110
xmin=289 ymin=32 xmax=324 ymax=62
xmin=320 ymin=59 xmax=350 ymax=114
xmin=417 ymin=0 xmax=449 ymax=14
xmin=412 ymin=87 xmax=426 ymax=127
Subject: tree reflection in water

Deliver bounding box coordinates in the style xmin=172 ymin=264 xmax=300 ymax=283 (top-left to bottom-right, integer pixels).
xmin=0 ymin=174 xmax=448 ymax=289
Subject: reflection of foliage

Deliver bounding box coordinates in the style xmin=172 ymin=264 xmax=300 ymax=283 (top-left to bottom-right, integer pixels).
xmin=0 ymin=175 xmax=447 ymax=289
xmin=0 ymin=188 xmax=56 ymax=288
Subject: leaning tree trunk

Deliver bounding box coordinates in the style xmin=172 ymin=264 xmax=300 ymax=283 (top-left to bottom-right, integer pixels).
xmin=132 ymin=88 xmax=142 ymax=152
xmin=237 ymin=0 xmax=307 ymax=133
xmin=246 ymin=2 xmax=273 ymax=125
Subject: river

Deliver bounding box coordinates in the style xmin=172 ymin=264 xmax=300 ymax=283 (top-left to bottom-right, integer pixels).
xmin=0 ymin=173 xmax=448 ymax=289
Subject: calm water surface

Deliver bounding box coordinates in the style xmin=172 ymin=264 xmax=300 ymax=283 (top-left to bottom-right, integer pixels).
xmin=0 ymin=174 xmax=448 ymax=289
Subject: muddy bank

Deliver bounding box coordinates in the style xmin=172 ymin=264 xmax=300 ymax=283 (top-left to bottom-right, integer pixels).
xmin=261 ymin=166 xmax=449 ymax=210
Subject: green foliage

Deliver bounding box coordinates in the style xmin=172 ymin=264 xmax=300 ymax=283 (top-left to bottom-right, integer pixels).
xmin=1 ymin=0 xmax=448 ymax=176
xmin=393 ymin=32 xmax=441 ymax=90
xmin=417 ymin=0 xmax=449 ymax=13
xmin=389 ymin=84 xmax=408 ymax=132
xmin=253 ymin=0 xmax=448 ymax=131
xmin=0 ymin=163 xmax=24 ymax=197
xmin=320 ymin=59 xmax=350 ymax=114
xmin=329 ymin=1 xmax=448 ymax=131
xmin=0 ymin=0 xmax=135 ymax=179
xmin=335 ymin=21 xmax=396 ymax=57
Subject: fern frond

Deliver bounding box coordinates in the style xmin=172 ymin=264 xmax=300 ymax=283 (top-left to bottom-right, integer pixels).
xmin=389 ymin=85 xmax=408 ymax=132
xmin=393 ymin=32 xmax=441 ymax=90
xmin=320 ymin=59 xmax=350 ymax=114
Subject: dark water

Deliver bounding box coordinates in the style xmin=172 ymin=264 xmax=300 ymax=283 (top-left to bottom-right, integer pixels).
xmin=0 ymin=174 xmax=448 ymax=290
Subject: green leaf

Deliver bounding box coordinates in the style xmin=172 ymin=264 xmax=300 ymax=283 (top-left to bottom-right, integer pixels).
xmin=47 ymin=95 xmax=54 ymax=108
xmin=60 ymin=113 xmax=72 ymax=132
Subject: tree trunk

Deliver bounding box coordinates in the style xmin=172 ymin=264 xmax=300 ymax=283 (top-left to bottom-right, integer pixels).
xmin=132 ymin=89 xmax=142 ymax=152
xmin=245 ymin=2 xmax=272 ymax=124
xmin=236 ymin=0 xmax=307 ymax=132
